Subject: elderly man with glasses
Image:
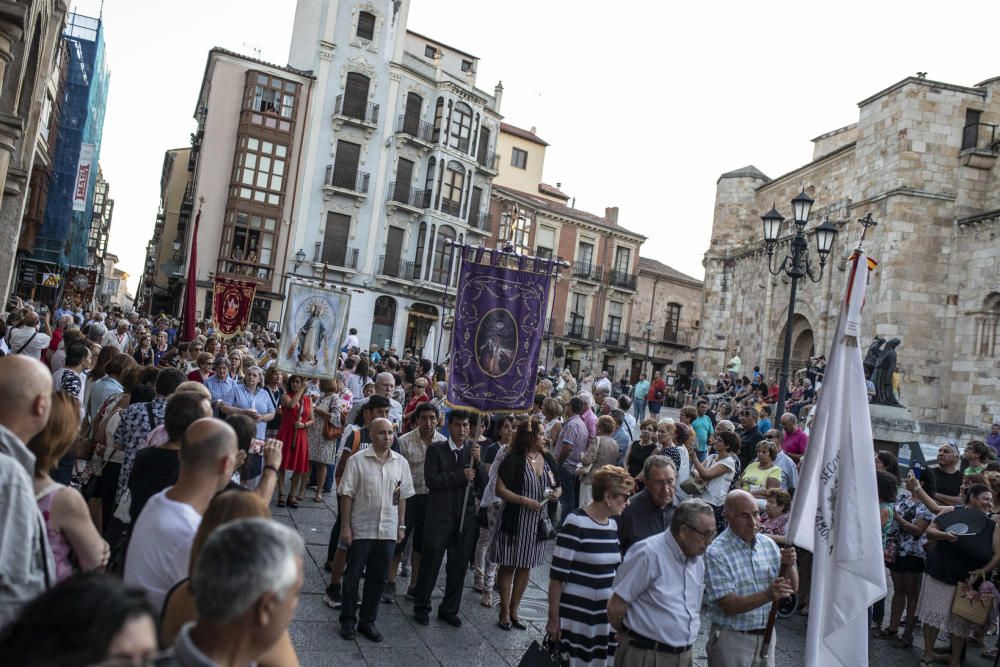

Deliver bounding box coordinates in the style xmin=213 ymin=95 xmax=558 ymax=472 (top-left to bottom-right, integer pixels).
xmin=703 ymin=490 xmax=797 ymax=667
xmin=347 ymin=372 xmax=403 ymax=428
xmin=608 ymin=499 xmax=716 ymax=667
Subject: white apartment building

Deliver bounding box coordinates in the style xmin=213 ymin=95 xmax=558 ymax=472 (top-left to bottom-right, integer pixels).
xmin=286 ymin=0 xmax=502 ymax=355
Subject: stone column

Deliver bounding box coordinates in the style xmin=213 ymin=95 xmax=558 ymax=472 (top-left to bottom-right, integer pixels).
xmin=0 ymin=12 xmax=25 ymax=302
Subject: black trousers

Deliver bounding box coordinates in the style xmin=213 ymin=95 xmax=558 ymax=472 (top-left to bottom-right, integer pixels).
xmin=413 ymin=520 xmax=477 ymax=616
xmin=340 ymin=539 xmax=395 ymax=629
xmin=326 ymin=496 xmax=345 ymax=563
xmin=99 ymin=461 xmax=122 ymax=533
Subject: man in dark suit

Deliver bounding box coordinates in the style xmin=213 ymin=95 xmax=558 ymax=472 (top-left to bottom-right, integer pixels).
xmin=412 ymin=410 xmax=481 ymax=627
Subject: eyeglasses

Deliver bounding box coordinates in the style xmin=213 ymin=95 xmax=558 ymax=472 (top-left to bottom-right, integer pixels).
xmin=682 ymin=523 xmax=716 ymax=542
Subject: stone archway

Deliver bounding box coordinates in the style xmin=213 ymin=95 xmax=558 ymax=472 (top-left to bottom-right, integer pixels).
xmin=768 ymin=314 xmax=815 ymax=381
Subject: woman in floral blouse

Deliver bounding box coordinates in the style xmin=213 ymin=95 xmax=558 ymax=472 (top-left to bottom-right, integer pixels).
xmin=879 ymin=472 xmax=935 ymax=648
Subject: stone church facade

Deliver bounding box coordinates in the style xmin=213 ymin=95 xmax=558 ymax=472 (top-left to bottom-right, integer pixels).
xmin=698 ymin=73 xmax=1000 ymax=431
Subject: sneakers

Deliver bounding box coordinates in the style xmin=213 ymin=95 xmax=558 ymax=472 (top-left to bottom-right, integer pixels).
xmin=380 ymin=581 xmax=396 ymax=603
xmin=324 ymin=582 xmax=342 ymax=608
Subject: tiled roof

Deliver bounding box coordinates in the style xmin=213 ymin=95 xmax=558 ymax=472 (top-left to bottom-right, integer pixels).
xmin=638 ymin=256 xmax=702 ymax=285
xmin=209 ymin=47 xmax=313 ymax=78
xmin=500 ymin=123 xmax=549 ymax=146
xmin=492 ymin=185 xmax=645 ymax=240
xmin=537 ymin=183 xmax=569 ymax=200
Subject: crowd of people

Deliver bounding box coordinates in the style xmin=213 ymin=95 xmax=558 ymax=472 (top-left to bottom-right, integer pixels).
xmin=0 ymin=299 xmax=996 ymax=666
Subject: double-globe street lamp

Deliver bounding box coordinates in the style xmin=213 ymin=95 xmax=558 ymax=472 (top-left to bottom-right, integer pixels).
xmin=761 ymin=189 xmax=839 ymax=417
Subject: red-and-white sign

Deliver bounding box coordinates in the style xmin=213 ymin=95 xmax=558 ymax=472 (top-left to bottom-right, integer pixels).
xmin=72 ymin=143 xmax=95 ymax=212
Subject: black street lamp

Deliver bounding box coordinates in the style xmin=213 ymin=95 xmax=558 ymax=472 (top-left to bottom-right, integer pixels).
xmin=762 ymin=189 xmax=838 ymax=417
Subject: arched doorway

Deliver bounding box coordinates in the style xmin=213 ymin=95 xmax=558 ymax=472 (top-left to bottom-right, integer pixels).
xmin=770 ymin=314 xmax=815 ymax=381
xmin=371 ymin=296 xmax=396 ymax=351
xmin=405 ymin=303 xmax=438 ymax=358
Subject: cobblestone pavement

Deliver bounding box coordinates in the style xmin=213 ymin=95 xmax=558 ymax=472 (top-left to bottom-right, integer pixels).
xmin=273 ymin=492 xmax=1000 ymax=667
xmin=275 ymin=405 xmax=997 ymax=666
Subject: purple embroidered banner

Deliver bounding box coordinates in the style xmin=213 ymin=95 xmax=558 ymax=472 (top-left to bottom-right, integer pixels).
xmin=447 ymin=252 xmax=553 ymax=413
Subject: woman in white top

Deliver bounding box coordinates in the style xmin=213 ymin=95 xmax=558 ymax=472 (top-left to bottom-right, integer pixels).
xmin=655 ymin=420 xmax=690 ymax=495
xmin=475 ymin=415 xmax=514 ymax=607
xmin=685 ymin=430 xmax=740 ymax=533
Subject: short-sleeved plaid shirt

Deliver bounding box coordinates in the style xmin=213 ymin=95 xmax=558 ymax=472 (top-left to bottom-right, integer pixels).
xmin=704 ymin=528 xmax=780 ymax=630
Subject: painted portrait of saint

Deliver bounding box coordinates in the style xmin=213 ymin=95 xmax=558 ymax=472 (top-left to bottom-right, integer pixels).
xmin=476 ymin=309 xmax=517 ymax=377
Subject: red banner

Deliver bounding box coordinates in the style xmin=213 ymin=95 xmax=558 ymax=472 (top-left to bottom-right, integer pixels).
xmin=212 ymin=277 xmax=256 ymax=338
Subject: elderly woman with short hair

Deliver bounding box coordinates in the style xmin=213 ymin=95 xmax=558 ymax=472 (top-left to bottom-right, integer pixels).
xmin=548 ymin=465 xmax=634 ymax=665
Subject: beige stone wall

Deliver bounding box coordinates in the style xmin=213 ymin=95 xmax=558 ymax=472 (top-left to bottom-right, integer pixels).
xmin=630 ymin=269 xmax=702 ymax=376
xmin=700 ymin=75 xmax=1000 ymax=428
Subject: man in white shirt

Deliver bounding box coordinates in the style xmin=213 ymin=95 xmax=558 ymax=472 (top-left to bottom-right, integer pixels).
xmin=102 ymin=319 xmax=133 ymax=354
xmin=595 ymin=370 xmax=613 ymax=395
xmin=347 ymin=372 xmax=403 ymax=428
xmin=386 ymin=402 xmax=446 ymax=600
xmin=607 ymin=499 xmax=716 ymax=666
xmin=7 ymin=311 xmax=52 ymax=360
xmin=0 ymin=356 xmax=55 ymax=629
xmin=342 ymin=327 xmax=360 ymax=355
xmin=124 ymin=417 xmax=239 ymax=613
xmin=337 ymin=417 xmax=414 ymax=642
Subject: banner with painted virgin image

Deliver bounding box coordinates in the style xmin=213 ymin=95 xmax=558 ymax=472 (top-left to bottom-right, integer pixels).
xmin=212 ymin=277 xmax=257 ymax=338
xmin=276 ymin=282 xmax=350 ymax=380
xmin=448 ymin=251 xmax=553 ymax=413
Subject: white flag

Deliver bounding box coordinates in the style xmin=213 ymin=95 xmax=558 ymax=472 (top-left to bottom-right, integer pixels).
xmin=786 ymin=251 xmax=886 ymax=667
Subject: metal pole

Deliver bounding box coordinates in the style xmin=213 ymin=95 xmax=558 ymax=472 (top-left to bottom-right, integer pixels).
xmin=775 ymin=239 xmax=802 ymax=417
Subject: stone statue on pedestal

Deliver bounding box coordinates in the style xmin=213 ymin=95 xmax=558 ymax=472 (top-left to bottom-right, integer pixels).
xmin=871 ymin=338 xmax=902 ymax=407
xmin=863 ymin=335 xmax=886 ymax=379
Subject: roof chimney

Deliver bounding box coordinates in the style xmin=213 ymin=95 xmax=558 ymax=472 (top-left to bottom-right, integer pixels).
xmin=530 ymin=126 xmax=537 ymax=135
xmin=605 ymin=206 xmax=619 ymax=225
xmin=494 ymin=81 xmax=503 ymax=111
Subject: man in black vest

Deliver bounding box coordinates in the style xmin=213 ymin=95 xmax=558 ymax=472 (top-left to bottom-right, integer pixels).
xmin=412 ymin=410 xmax=481 ymax=627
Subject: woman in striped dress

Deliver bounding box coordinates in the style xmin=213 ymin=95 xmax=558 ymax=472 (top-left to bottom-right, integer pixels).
xmin=548 ymin=466 xmax=634 ymax=666
xmin=491 ymin=419 xmax=562 ymax=630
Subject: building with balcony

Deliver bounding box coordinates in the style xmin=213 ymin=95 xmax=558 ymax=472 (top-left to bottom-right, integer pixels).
xmin=0 ymin=1 xmax=69 ymax=301
xmin=284 ymin=0 xmax=502 ymax=354
xmin=87 ymin=167 xmax=112 ymax=281
xmin=486 ymin=122 xmax=647 ymax=381
xmin=169 ymin=48 xmax=315 ymax=328
xmin=137 ymin=147 xmax=190 ymax=315
xmin=699 ymin=73 xmax=1000 ymax=432
xmin=629 ymin=257 xmax=702 ymax=387
xmin=16 ymin=11 xmax=109 ymax=306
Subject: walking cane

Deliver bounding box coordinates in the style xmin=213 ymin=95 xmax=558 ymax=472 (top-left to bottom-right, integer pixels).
xmin=755 ymin=562 xmax=791 ymax=666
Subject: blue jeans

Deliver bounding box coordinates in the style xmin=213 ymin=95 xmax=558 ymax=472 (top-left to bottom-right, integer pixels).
xmin=633 ymin=399 xmax=647 ymax=422
xmin=558 ymin=465 xmax=578 ymax=525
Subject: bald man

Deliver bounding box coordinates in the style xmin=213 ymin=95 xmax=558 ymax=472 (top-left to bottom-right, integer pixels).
xmin=703 ymin=490 xmax=797 ymax=667
xmin=124 ymin=417 xmax=239 ymax=612
xmin=0 ymin=356 xmax=56 ymax=629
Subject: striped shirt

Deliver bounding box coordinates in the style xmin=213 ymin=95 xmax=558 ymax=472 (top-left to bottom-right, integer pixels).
xmin=704 ymin=528 xmax=781 ymax=630
xmin=551 ymin=508 xmax=621 ymax=665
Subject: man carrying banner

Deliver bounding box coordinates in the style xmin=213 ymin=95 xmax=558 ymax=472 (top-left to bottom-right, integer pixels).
xmin=785 ymin=248 xmax=886 ymax=666
xmin=704 ymin=489 xmax=797 ymax=666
